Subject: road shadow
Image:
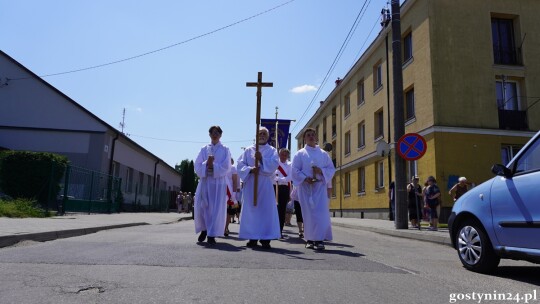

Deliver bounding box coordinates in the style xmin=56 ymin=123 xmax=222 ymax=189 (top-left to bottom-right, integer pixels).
xmin=491 ymin=266 xmax=540 ymax=285
xmin=312 ymin=249 xmax=364 ymax=257
xmin=196 ymin=242 xmax=246 ymax=252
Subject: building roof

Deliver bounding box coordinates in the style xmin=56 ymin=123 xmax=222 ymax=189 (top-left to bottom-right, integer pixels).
xmin=0 ymin=50 xmax=181 ymax=176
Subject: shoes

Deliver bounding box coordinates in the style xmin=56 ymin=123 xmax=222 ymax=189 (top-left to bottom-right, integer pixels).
xmin=246 ymin=240 xmax=258 ymax=247
xmin=428 ymin=227 xmax=438 ymax=231
xmin=232 ymin=220 xmax=236 ymax=223
xmin=260 ymin=240 xmax=271 ymax=249
xmin=299 ymin=233 xmax=304 ymax=239
xmin=224 ymin=229 xmax=229 ymax=237
xmin=314 ymin=242 xmax=325 ymax=250
xmin=305 ymin=241 xmax=314 ymax=249
xmin=207 ymin=237 xmax=216 ymax=245
xmin=197 ymin=231 xmax=207 ymax=242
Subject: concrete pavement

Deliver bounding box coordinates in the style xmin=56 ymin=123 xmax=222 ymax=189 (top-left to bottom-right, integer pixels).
xmin=0 ymin=212 xmax=451 ymax=248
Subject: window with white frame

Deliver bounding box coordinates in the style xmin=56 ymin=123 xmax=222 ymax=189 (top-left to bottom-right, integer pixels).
xmin=407 ymin=160 xmax=418 ymax=181
xmin=376 ymin=161 xmax=384 ymax=189
xmin=403 ymin=32 xmax=413 ymax=63
xmin=345 ymin=131 xmax=351 ymax=155
xmin=344 ymin=172 xmax=351 ymax=195
xmin=344 ymin=92 xmax=351 ymax=117
xmin=358 ymin=167 xmax=365 ymax=193
xmin=496 ymin=80 xmax=520 ymax=110
xmin=357 ymin=80 xmax=365 ymax=106
xmin=405 ymin=88 xmax=415 ymax=121
xmin=357 ymin=121 xmax=365 ymax=148
xmin=374 ymin=109 xmax=384 ymax=139
xmin=373 ymin=62 xmax=383 ymax=92
xmin=501 ymin=144 xmax=523 ymax=166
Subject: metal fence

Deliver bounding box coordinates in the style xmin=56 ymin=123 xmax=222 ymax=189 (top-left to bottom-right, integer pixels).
xmin=58 ymin=165 xmax=122 ymax=214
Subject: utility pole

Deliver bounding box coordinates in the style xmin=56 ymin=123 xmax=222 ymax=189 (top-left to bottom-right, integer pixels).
xmin=120 ymin=108 xmax=126 ymax=134
xmin=391 ymin=0 xmax=408 ymax=229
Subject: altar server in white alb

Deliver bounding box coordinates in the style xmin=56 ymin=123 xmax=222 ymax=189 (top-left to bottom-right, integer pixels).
xmin=237 ymin=127 xmax=281 ymax=249
xmin=291 ymin=127 xmax=335 ymax=250
xmin=194 ymin=126 xmax=232 ymax=245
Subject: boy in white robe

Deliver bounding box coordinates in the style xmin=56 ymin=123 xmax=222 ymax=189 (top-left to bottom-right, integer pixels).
xmin=291 ymin=127 xmax=336 ymax=250
xmin=194 ymin=126 xmax=232 ymax=245
xmin=237 ymin=127 xmax=281 ymax=249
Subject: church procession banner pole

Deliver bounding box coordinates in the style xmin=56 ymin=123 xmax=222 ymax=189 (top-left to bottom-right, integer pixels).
xmin=246 ymin=72 xmax=273 ymax=206
xmin=275 ymin=107 xmax=279 ymax=204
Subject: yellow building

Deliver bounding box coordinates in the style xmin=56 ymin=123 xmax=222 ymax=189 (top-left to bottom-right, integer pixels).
xmin=295 ymin=0 xmax=540 ymax=222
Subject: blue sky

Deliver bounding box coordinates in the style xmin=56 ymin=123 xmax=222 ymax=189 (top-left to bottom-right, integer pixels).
xmin=2 ymin=0 xmax=390 ymax=167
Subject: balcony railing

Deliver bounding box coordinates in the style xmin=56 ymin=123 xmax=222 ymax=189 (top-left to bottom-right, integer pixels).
xmin=498 ymin=109 xmax=528 ymax=130
xmin=493 ymin=45 xmax=522 ymax=66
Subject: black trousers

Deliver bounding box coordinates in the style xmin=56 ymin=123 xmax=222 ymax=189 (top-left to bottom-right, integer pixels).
xmin=274 ymin=185 xmax=290 ymax=233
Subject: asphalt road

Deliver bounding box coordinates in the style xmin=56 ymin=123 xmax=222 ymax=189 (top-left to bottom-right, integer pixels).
xmin=0 ymin=220 xmax=537 ymax=304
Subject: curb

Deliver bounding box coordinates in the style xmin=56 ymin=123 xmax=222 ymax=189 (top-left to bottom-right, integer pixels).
xmin=0 ymin=222 xmax=148 ymax=248
xmin=332 ymin=222 xmax=452 ymax=246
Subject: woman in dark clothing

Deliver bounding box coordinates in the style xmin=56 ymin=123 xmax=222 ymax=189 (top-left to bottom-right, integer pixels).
xmin=407 ymin=176 xmax=423 ymax=228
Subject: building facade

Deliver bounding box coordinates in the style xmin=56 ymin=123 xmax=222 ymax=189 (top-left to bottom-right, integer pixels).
xmin=0 ymin=51 xmax=182 ymax=209
xmin=295 ymin=0 xmax=540 ymax=222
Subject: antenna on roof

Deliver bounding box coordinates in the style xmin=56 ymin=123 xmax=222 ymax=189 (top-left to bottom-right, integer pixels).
xmin=119 ymin=108 xmax=126 ymax=134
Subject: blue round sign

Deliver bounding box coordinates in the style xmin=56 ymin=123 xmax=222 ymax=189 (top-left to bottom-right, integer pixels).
xmin=397 ymin=133 xmax=427 ymax=161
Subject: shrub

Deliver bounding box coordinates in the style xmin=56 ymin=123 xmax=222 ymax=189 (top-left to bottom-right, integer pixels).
xmin=0 ymin=198 xmax=50 ymax=218
xmin=0 ymin=151 xmax=68 ymax=207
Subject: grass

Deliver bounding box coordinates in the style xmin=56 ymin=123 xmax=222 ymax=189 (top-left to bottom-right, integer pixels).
xmin=0 ymin=198 xmax=52 ymax=218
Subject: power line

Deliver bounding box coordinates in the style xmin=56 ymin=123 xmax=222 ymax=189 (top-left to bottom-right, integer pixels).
xmin=291 ymin=0 xmax=371 ymax=134
xmin=8 ymin=0 xmax=296 ymax=81
xmin=348 ymin=14 xmax=380 ymax=71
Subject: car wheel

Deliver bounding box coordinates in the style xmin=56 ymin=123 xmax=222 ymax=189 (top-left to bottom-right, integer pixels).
xmin=455 ymin=219 xmax=500 ymax=273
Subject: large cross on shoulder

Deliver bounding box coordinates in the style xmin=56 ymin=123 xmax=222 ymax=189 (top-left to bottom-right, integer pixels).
xmin=246 ymin=72 xmax=273 ymax=206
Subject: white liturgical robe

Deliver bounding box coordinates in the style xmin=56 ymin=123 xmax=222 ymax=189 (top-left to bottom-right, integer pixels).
xmin=237 ymin=144 xmax=281 ymax=240
xmin=291 ymin=145 xmax=335 ymax=241
xmin=194 ymin=141 xmax=231 ymax=237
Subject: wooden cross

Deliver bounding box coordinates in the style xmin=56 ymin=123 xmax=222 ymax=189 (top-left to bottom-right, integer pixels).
xmin=246 ymin=72 xmax=273 ymax=206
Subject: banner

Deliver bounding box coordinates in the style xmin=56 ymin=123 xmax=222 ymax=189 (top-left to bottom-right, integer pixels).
xmin=260 ymin=119 xmax=292 ymax=150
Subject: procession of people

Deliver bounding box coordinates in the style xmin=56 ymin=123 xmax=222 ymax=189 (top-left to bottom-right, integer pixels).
xmin=193 ymin=125 xmax=336 ymax=251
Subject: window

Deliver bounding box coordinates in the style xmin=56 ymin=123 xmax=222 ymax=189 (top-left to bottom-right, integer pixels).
xmin=126 ymin=167 xmax=134 ymax=193
xmin=374 ymin=109 xmax=384 ymax=139
xmin=496 ymin=80 xmax=520 ymax=110
xmin=492 ymin=18 xmax=520 ymax=65
xmin=501 ymin=144 xmax=523 ymax=166
xmin=147 ymin=175 xmax=152 ymax=196
xmin=405 ymin=88 xmax=415 ymax=121
xmin=113 ymin=161 xmax=120 ymax=177
xmin=344 ymin=172 xmax=351 ymax=195
xmin=376 ymin=161 xmax=384 ymax=189
xmin=344 ymin=93 xmax=351 ymax=117
xmin=345 ymin=131 xmax=351 ymax=155
xmin=373 ymin=62 xmax=383 ymax=91
xmin=332 ymin=107 xmax=337 ymax=138
xmin=332 ymin=176 xmax=337 ymax=197
xmin=357 ymin=121 xmax=365 ymax=148
xmin=407 ymin=160 xmax=418 ymax=181
xmin=138 ymin=172 xmax=144 ymax=194
xmin=357 ymin=80 xmax=365 ymax=106
xmin=403 ymin=32 xmax=413 ymax=63
xmin=358 ymin=167 xmax=365 ymax=193
xmin=323 ymin=117 xmax=327 ymax=143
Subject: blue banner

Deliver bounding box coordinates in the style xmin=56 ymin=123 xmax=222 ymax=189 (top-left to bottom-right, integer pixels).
xmin=260 ymin=119 xmax=292 ymax=150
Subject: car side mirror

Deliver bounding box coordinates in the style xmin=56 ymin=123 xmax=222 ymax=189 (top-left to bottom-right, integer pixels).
xmin=491 ymin=164 xmax=512 ymax=178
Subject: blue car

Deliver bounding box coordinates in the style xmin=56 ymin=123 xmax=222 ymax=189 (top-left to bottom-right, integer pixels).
xmin=448 ymin=131 xmax=540 ymax=273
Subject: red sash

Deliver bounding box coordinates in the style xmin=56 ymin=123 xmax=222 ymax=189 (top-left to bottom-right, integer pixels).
xmin=226 ymin=185 xmax=234 ymax=206
xmin=277 ymin=165 xmax=291 ymax=188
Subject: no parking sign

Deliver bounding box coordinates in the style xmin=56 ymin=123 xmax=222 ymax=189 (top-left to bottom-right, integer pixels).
xmin=397 ymin=133 xmax=427 ymax=161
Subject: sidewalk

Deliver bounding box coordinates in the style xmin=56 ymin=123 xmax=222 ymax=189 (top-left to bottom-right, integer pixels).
xmin=331 ymin=217 xmax=452 ymax=246
xmin=0 ymin=213 xmax=451 ymax=248
xmin=0 ymin=212 xmax=192 ymax=248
